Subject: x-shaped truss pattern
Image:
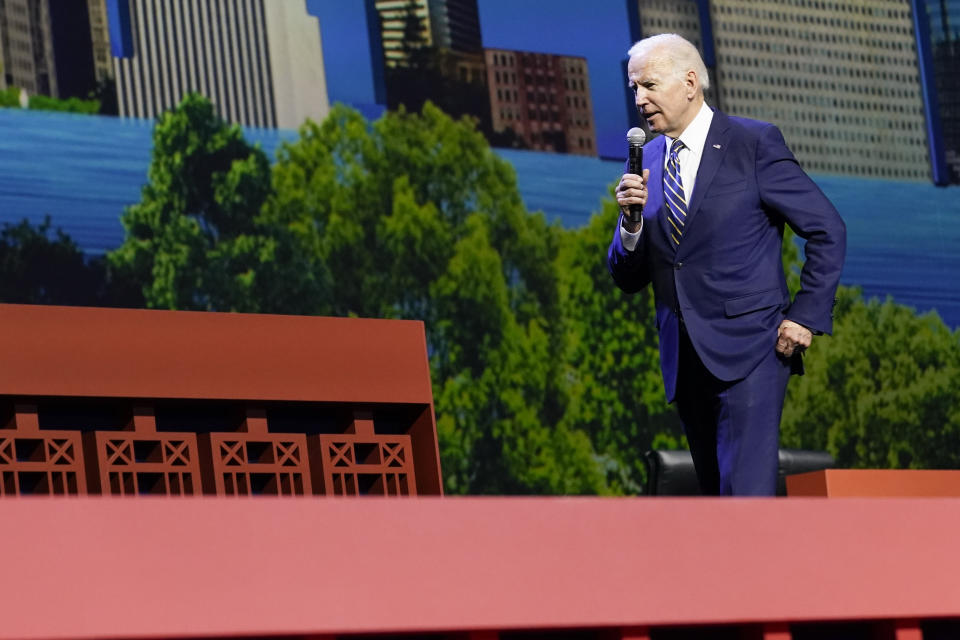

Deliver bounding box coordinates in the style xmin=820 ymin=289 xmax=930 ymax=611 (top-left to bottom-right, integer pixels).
xmin=0 ymin=439 xmax=12 ymax=464
xmin=105 ymin=440 xmax=134 ymax=465
xmin=382 ymin=443 xmax=406 ymax=467
xmin=328 ymin=442 xmax=355 ymax=467
xmin=317 ymin=435 xmax=416 ymax=496
xmin=163 ymin=440 xmax=190 ymax=466
xmin=47 ymin=439 xmax=75 ymax=465
xmin=220 ymin=441 xmax=246 ymax=466
xmin=276 ymin=442 xmax=300 ymax=466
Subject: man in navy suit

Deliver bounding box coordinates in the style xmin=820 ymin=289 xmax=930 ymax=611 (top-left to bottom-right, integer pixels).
xmin=607 ymin=34 xmax=846 ymax=496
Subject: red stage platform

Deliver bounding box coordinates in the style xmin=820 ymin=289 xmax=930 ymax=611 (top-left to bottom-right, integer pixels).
xmin=1 ymin=496 xmax=958 ymax=639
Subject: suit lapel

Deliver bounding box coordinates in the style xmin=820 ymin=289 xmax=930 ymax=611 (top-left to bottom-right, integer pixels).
xmin=682 ymin=110 xmax=731 ymax=233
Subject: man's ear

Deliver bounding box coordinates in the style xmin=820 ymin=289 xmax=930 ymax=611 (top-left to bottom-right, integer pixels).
xmin=685 ymin=70 xmax=699 ymax=99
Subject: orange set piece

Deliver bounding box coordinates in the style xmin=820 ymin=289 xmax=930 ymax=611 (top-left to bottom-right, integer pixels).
xmin=0 ymin=303 xmax=439 ymax=497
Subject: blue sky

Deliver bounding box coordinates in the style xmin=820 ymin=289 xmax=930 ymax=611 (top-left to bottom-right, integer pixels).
xmin=306 ymin=0 xmax=385 ymax=119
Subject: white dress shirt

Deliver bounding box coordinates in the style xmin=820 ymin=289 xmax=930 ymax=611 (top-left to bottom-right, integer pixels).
xmin=621 ymin=102 xmax=715 ymax=251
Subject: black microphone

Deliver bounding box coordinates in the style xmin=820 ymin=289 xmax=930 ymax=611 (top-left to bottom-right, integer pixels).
xmin=626 ymin=127 xmax=646 ymax=223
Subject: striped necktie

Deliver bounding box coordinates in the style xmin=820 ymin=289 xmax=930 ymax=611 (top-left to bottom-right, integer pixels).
xmin=664 ymin=138 xmax=687 ymax=247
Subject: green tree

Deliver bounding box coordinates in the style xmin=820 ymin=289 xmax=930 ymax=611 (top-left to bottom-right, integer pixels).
xmin=263 ymin=101 xmax=546 ymax=319
xmin=0 ymin=87 xmax=19 ymax=108
xmin=28 ymin=93 xmax=100 ymax=114
xmin=781 ymin=288 xmax=960 ymax=469
xmin=0 ymin=87 xmax=100 ymax=113
xmin=0 ymin=217 xmax=107 ymax=305
xmin=553 ymin=192 xmax=681 ymax=492
xmin=261 ymin=101 xmax=606 ymax=493
xmin=430 ymin=214 xmax=606 ymax=493
xmin=108 ymin=93 xmax=323 ymax=313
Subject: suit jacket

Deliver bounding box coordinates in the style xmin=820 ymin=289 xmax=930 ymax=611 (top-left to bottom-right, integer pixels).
xmin=608 ymin=109 xmax=846 ymax=402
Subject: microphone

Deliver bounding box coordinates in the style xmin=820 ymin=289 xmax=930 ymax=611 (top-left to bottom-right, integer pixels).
xmin=626 ymin=127 xmax=646 ymax=223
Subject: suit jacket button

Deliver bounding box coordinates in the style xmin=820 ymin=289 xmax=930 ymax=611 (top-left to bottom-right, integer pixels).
xmin=674 ymin=262 xmax=683 ymax=270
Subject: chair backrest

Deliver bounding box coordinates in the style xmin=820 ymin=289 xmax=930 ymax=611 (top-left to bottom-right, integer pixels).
xmin=645 ymin=448 xmax=836 ymax=496
xmin=644 ymin=449 xmax=701 ymax=496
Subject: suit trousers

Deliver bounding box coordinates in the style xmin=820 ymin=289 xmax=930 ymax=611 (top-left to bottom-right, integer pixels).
xmin=674 ymin=321 xmax=792 ymax=496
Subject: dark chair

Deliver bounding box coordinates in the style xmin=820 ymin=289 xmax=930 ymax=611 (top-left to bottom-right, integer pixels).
xmin=644 ymin=448 xmax=836 ymax=496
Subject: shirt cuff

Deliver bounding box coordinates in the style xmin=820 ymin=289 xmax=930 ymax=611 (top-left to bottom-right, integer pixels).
xmin=619 ymin=217 xmax=642 ymax=251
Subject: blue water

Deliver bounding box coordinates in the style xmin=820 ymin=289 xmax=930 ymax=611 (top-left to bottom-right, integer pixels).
xmin=2 ymin=108 xmax=959 ymax=327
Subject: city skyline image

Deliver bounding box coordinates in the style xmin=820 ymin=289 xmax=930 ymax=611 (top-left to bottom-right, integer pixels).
xmin=4 ymin=0 xmax=953 ymax=182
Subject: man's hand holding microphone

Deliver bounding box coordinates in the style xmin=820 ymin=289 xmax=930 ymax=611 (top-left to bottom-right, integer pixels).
xmin=617 ymin=127 xmax=649 ymax=234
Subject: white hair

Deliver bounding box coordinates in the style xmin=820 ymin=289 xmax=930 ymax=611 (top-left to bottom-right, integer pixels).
xmin=627 ymin=34 xmax=710 ymax=91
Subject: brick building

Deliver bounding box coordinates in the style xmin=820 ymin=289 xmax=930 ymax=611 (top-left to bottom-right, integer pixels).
xmin=485 ymin=48 xmax=597 ymax=156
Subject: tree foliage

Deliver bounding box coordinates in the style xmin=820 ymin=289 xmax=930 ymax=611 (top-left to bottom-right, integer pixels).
xmin=553 ymin=194 xmax=681 ymax=491
xmin=781 ymin=287 xmax=960 ymax=469
xmin=260 ymin=101 xmax=608 ymax=493
xmin=108 ymin=93 xmax=322 ymax=313
xmin=0 ymin=86 xmax=100 ymax=113
xmin=0 ymin=217 xmax=106 ymax=305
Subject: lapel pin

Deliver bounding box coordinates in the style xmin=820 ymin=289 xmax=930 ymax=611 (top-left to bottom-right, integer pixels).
xmin=712 ymin=144 xmax=722 ymax=149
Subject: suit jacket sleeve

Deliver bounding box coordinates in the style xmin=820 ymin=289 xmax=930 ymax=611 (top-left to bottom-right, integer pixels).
xmin=756 ymin=124 xmax=847 ymax=335
xmin=607 ymin=212 xmax=651 ymax=294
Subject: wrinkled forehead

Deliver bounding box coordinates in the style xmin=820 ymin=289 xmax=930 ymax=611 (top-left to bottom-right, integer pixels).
xmin=627 ymin=52 xmax=673 ymax=82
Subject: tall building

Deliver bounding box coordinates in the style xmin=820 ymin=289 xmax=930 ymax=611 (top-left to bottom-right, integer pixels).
xmin=375 ymin=0 xmax=485 ymax=117
xmin=374 ymin=0 xmax=482 ymax=64
xmin=0 ymin=0 xmax=97 ymax=99
xmin=634 ymin=0 xmax=932 ymax=182
xmin=913 ymin=0 xmax=960 ymax=184
xmin=427 ymin=0 xmax=481 ymax=53
xmin=86 ymin=0 xmax=113 ymax=85
xmin=0 ymin=0 xmax=56 ymax=95
xmin=374 ymin=0 xmax=431 ymax=67
xmin=106 ymin=0 xmax=329 ymax=130
xmin=485 ymin=48 xmax=597 ymax=156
